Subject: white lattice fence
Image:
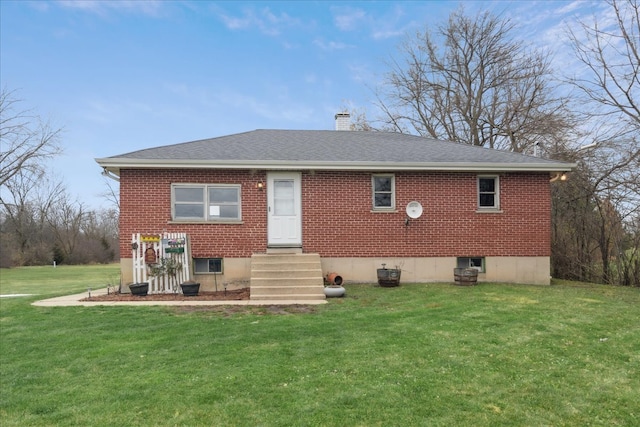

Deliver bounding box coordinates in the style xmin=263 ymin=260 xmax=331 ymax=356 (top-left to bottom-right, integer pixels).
xmin=131 ymin=232 xmax=192 ymax=294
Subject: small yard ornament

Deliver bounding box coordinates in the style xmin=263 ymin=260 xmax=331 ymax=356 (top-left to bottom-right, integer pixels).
xmin=324 ymin=273 xmax=345 ymax=297
xmin=377 ymin=263 xmax=401 ymax=287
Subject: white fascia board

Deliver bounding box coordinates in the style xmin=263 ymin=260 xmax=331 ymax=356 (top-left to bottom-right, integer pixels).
xmin=95 ymin=158 xmax=576 ymax=174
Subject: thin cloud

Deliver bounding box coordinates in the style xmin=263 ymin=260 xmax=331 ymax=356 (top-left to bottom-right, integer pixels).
xmin=55 ymin=0 xmax=164 ymax=17
xmin=236 ymin=94 xmax=313 ymax=122
xmin=333 ymin=7 xmax=367 ymax=31
xmin=331 ymin=4 xmax=416 ymax=40
xmin=347 ymin=62 xmax=375 ymax=84
xmin=313 ymin=38 xmax=352 ymax=51
xmin=557 ymin=0 xmax=586 ymax=14
xmin=217 ymin=6 xmax=302 ymax=36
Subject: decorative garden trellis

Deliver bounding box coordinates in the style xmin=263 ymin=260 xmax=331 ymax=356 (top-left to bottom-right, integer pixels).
xmin=131 ymin=232 xmax=192 ymax=294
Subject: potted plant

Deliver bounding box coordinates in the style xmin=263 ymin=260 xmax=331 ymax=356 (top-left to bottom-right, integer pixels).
xmin=180 ymin=280 xmax=201 ymax=297
xmin=128 ymin=282 xmax=149 ymax=296
xmin=377 ymin=263 xmax=401 ymax=287
xmin=324 ymin=273 xmax=345 ymax=297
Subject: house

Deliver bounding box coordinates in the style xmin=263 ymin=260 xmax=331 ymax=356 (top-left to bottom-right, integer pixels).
xmin=96 ymin=113 xmax=574 ymax=298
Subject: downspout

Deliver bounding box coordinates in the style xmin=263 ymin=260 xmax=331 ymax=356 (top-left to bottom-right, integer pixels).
xmin=101 ymin=167 xmax=120 ymax=182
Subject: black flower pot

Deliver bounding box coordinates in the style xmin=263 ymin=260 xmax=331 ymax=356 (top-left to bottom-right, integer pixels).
xmin=180 ymin=282 xmax=200 ymax=297
xmin=129 ymin=282 xmax=149 ymax=296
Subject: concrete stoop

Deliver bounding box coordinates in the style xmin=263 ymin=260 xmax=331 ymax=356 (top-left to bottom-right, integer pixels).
xmin=250 ymin=252 xmax=325 ymax=302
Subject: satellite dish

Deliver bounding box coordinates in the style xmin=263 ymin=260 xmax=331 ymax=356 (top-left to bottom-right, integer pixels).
xmin=406 ymin=201 xmax=423 ymax=219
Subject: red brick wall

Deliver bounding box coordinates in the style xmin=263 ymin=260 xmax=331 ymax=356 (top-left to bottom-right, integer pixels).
xmin=303 ymin=171 xmax=550 ymax=257
xmin=119 ymin=169 xmax=268 ymax=258
xmin=119 ymin=169 xmax=551 ymax=258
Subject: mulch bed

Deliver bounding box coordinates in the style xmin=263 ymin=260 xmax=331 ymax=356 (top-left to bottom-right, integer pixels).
xmin=81 ymin=287 xmax=318 ymax=315
xmin=82 ymin=287 xmax=250 ymax=302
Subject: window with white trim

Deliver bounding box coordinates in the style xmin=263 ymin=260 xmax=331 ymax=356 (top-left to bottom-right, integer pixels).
xmin=372 ymin=174 xmax=395 ymax=210
xmin=172 ymin=184 xmax=241 ymax=221
xmin=478 ymin=176 xmax=499 ymax=209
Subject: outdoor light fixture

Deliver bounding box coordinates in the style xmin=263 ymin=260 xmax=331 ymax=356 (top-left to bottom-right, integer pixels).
xmin=550 ymin=172 xmax=568 ymax=182
xmin=257 ymin=181 xmax=264 ymax=190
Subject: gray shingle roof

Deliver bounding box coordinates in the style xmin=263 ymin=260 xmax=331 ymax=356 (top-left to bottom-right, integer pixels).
xmin=96 ymin=129 xmax=574 ymax=173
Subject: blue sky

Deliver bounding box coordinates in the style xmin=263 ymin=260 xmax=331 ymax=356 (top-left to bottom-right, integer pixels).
xmin=1 ymin=1 xmax=607 ymax=209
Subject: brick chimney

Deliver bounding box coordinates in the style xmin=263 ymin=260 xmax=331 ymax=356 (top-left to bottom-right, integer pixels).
xmin=335 ymin=112 xmax=351 ymax=131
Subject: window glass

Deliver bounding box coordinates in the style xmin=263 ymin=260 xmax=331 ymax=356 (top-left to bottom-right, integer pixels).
xmin=175 ymin=187 xmax=203 ymax=202
xmin=208 ymin=186 xmax=240 ymax=219
xmin=218 ymin=205 xmax=239 ymax=218
xmin=479 ymin=193 xmax=495 ymax=207
xmin=210 ymin=187 xmax=238 ymax=203
xmin=478 ymin=179 xmax=495 ymax=193
xmin=478 ymin=177 xmax=499 ymax=209
xmin=274 ymin=180 xmax=295 ymax=215
xmin=373 ymin=175 xmax=394 ymax=209
xmin=173 ymin=184 xmax=241 ymax=221
xmin=457 ymin=257 xmax=485 ymax=272
xmin=374 ymin=177 xmax=392 ymax=192
xmin=175 ymin=204 xmax=205 ymax=218
xmin=194 ymin=258 xmax=223 ymax=273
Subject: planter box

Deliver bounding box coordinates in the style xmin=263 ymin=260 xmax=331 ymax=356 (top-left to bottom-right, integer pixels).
xmin=454 ymin=268 xmax=478 ymax=286
xmin=377 ymin=268 xmax=401 ymax=287
xmin=180 ymin=282 xmax=200 ymax=296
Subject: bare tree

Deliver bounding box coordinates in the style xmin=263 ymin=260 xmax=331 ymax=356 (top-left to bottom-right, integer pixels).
xmin=46 ymin=195 xmax=88 ymax=264
xmin=375 ymin=8 xmax=571 ymax=153
xmin=100 ymin=176 xmax=120 ymax=210
xmin=0 ymin=88 xmax=63 ymax=187
xmin=567 ymin=0 xmax=639 ymax=129
xmin=0 ymin=169 xmax=65 ymax=265
xmin=560 ymin=0 xmax=640 ymax=285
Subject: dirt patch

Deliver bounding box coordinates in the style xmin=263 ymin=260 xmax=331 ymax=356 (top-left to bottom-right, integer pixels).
xmin=81 ymin=287 xmax=318 ymax=315
xmin=172 ymin=304 xmax=318 ymax=316
xmin=82 ymin=288 xmax=250 ymax=302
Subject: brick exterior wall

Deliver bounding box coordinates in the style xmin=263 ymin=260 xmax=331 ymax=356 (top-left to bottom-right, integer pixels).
xmin=119 ymin=169 xmax=551 ymax=259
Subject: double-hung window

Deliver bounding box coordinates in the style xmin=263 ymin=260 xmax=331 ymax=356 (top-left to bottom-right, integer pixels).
xmin=372 ymin=174 xmax=395 ymax=210
xmin=173 ymin=184 xmax=241 ymax=221
xmin=477 ymin=176 xmax=499 ymax=210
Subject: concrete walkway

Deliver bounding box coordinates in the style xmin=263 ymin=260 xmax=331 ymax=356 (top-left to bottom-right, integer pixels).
xmin=32 ymin=288 xmax=327 ymax=307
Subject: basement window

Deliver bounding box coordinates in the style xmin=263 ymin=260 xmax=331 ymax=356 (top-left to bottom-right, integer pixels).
xmin=457 ymin=257 xmax=485 ymax=273
xmin=194 ymin=258 xmax=223 ymax=274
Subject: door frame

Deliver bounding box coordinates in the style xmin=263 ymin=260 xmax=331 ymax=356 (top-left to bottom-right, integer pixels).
xmin=267 ymin=172 xmax=302 ymax=247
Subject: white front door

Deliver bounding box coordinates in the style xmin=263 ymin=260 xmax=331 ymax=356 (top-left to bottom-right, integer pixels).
xmin=267 ymin=172 xmax=302 ymax=247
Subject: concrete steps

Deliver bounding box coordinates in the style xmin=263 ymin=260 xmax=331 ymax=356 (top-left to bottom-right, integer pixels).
xmin=250 ymin=253 xmax=325 ymax=302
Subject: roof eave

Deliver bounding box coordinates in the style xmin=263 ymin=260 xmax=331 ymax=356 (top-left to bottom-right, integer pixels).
xmin=95 ymin=158 xmax=576 ymax=176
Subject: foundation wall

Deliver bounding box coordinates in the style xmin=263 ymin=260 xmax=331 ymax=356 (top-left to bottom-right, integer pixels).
xmin=121 ymin=256 xmax=551 ymax=287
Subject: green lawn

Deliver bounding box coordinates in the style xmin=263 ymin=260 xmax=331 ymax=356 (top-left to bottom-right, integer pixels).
xmin=0 ymin=264 xmax=120 ymax=296
xmin=1 ymin=267 xmax=638 ymax=426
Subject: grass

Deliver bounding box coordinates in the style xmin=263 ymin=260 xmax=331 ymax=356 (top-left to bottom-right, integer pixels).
xmin=0 ymin=264 xmax=120 ymax=296
xmin=1 ymin=267 xmax=639 ymax=426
